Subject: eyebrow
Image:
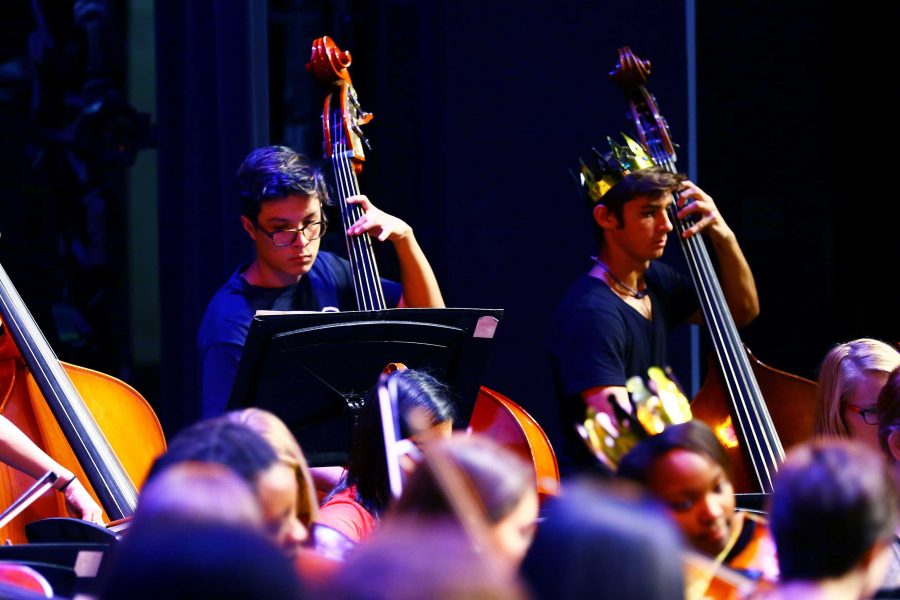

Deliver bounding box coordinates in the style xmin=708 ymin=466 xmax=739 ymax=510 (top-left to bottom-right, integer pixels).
xmin=641 ymin=197 xmax=673 ymax=210
xmin=264 ymin=212 xmax=321 ymax=226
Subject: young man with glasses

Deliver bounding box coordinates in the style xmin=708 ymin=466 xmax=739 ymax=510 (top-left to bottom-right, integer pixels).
xmin=197 ymin=145 xmax=444 ymax=417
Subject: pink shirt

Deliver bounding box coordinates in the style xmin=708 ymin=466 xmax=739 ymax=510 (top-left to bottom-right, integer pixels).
xmin=317 ymin=486 xmax=377 ymax=543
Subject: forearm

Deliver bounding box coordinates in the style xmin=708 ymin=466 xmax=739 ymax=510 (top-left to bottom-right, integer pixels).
xmin=392 ymin=232 xmax=445 ymax=308
xmin=0 ymin=416 xmax=73 ymax=489
xmin=709 ymin=226 xmax=759 ymax=326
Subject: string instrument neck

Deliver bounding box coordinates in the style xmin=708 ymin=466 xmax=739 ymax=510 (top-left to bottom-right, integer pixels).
xmin=308 ymin=36 xmax=385 ymax=312
xmin=610 ymin=46 xmax=783 ymax=493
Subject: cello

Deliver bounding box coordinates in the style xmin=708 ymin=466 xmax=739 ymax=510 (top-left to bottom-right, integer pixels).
xmin=0 ymin=257 xmax=167 ymax=544
xmin=608 ymin=47 xmax=816 ymax=494
xmin=306 ymin=36 xmax=559 ymax=502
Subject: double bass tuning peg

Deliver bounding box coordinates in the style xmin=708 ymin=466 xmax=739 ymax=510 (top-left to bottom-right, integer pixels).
xmin=351 ymin=123 xmax=372 ymax=151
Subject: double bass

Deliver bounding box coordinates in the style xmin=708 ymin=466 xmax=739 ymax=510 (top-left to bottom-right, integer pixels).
xmin=609 ymin=47 xmax=816 ymax=494
xmin=0 ymin=258 xmax=167 ymax=544
xmin=306 ymin=36 xmax=559 ymax=501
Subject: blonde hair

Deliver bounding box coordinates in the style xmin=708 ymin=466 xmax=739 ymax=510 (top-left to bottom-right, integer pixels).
xmin=813 ymin=338 xmax=900 ymax=438
xmin=225 ymin=408 xmax=318 ymax=526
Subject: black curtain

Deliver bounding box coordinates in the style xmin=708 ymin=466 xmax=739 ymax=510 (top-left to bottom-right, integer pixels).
xmin=155 ymin=0 xmax=269 ymax=435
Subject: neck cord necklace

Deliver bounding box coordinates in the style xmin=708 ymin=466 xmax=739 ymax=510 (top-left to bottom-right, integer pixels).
xmin=590 ymin=256 xmax=649 ymax=299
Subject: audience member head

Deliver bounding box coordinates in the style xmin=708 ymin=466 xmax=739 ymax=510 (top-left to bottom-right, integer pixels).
xmin=147 ymin=417 xmax=308 ymax=555
xmin=520 ymin=478 xmax=685 ymax=600
xmin=878 ymin=365 xmax=900 ymax=465
xmin=814 ymin=338 xmax=900 ymax=449
xmin=768 ymin=438 xmax=897 ymax=597
xmin=391 ymin=434 xmax=539 ymax=568
xmin=317 ymin=519 xmax=528 ymax=600
xmin=617 ymin=419 xmax=736 ymax=556
xmin=334 ymin=368 xmax=456 ymax=518
xmin=132 ymin=461 xmax=263 ymax=532
xmin=99 ymin=521 xmax=305 ymax=600
xmin=225 ymin=407 xmax=318 ymax=527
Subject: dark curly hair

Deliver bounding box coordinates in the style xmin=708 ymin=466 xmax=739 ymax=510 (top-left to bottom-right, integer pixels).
xmin=236 ymin=145 xmax=329 ymax=220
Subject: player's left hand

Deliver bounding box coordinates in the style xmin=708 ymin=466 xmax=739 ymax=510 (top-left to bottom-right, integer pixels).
xmin=346 ymin=195 xmax=412 ymax=243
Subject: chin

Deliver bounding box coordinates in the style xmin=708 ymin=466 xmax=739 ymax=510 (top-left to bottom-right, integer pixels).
xmin=281 ymin=262 xmax=312 ymax=278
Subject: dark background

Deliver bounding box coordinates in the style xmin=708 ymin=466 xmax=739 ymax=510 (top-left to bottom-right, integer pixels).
xmin=1 ymin=1 xmax=897 ymax=449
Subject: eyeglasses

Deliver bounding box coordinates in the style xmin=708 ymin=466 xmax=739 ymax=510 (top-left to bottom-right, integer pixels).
xmin=844 ymin=402 xmax=878 ymax=425
xmin=254 ymin=220 xmax=328 ymax=247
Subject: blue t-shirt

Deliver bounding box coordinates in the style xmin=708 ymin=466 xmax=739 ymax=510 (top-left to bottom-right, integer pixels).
xmin=548 ymin=260 xmax=697 ymax=472
xmin=197 ymin=251 xmax=402 ymax=418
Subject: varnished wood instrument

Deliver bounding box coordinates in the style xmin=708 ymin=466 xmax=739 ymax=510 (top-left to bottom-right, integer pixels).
xmin=0 ymin=258 xmax=166 ymax=543
xmin=609 ymin=47 xmax=815 ymax=494
xmin=306 ymin=36 xmax=559 ymax=501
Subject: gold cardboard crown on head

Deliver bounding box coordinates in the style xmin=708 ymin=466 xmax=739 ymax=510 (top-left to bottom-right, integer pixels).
xmin=576 ymin=134 xmax=656 ymax=206
xmin=577 ymin=366 xmax=693 ymax=471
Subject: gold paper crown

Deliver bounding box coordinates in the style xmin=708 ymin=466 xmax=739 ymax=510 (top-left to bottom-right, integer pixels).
xmin=577 ymin=366 xmax=693 ymax=471
xmin=575 ymin=134 xmax=656 ymax=206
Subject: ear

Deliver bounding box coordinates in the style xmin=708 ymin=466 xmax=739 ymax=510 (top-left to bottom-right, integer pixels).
xmin=592 ymin=204 xmax=617 ymax=229
xmin=857 ymin=539 xmax=892 ymax=589
xmin=859 ymin=542 xmax=879 ymax=569
xmin=240 ymin=215 xmax=257 ymax=239
xmin=888 ymin=429 xmax=900 ymax=463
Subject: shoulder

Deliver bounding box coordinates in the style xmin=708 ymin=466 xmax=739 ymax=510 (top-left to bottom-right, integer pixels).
xmin=311 ymin=251 xmax=351 ymax=276
xmin=552 ymin=275 xmax=628 ymax=332
xmin=647 ymin=261 xmax=688 ymax=287
xmin=198 ymin=268 xmax=255 ymax=344
xmin=727 ymin=512 xmax=780 ymax=583
xmin=317 ymin=486 xmax=377 ymax=544
xmin=554 ymin=275 xmax=616 ymax=313
xmin=647 ymin=261 xmax=697 ymax=297
xmin=308 ymin=251 xmax=352 ymax=289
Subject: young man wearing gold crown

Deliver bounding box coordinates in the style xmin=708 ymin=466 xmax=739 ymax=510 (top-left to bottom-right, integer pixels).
xmin=549 ymin=137 xmax=759 ymax=475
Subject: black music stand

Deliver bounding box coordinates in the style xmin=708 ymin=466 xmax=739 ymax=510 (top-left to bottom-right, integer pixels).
xmin=227 ymin=308 xmax=504 ymax=467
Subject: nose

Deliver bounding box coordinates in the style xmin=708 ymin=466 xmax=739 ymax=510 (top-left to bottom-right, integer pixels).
xmin=283 ymin=516 xmax=308 ymax=547
xmin=659 ymin=210 xmax=674 ymax=232
xmin=697 ymin=493 xmax=724 ymax=524
xmin=291 ymin=230 xmax=310 ymax=248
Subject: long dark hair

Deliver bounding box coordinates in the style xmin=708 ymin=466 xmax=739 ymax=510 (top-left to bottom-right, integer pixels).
xmin=617 ymin=419 xmax=732 ymax=485
xmin=325 ymin=369 xmax=456 ymax=518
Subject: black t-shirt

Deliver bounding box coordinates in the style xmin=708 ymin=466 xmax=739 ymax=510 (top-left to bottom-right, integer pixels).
xmin=548 ymin=260 xmax=697 ymax=473
xmin=197 ymin=251 xmax=402 ymax=417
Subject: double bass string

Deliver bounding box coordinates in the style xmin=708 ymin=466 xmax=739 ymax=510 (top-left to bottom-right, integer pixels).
xmin=650 ymin=145 xmax=783 ymax=491
xmin=0 ymin=262 xmax=139 ymax=517
xmin=330 ymin=111 xmax=386 ymax=311
xmin=610 ymin=48 xmax=785 ymax=486
xmin=330 ymin=116 xmax=368 ymax=308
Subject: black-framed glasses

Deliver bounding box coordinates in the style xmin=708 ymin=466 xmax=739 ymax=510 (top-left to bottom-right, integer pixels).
xmin=254 ymin=220 xmax=328 ymax=247
xmin=845 ymin=402 xmax=878 ymax=425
